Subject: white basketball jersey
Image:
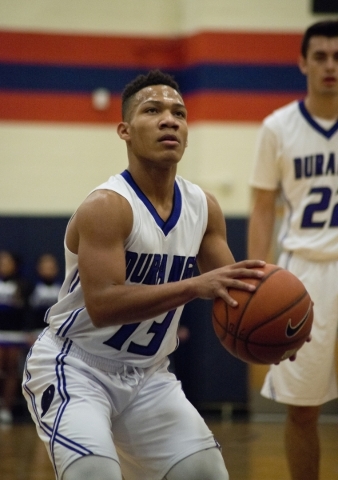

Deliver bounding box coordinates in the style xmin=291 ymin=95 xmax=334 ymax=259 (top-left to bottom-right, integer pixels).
xmin=250 ymin=100 xmax=338 ymax=261
xmin=45 ymin=171 xmax=208 ymax=367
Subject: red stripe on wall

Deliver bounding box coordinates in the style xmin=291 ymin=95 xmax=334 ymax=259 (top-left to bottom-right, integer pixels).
xmin=0 ymin=91 xmax=121 ymax=124
xmin=0 ymin=91 xmax=303 ymax=124
xmin=184 ymin=31 xmax=301 ymax=65
xmin=0 ymin=30 xmax=302 ymax=67
xmin=0 ymin=31 xmax=183 ymax=67
xmin=185 ymin=91 xmax=303 ymax=122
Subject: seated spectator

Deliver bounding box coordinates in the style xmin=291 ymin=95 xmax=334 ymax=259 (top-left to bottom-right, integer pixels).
xmin=28 ymin=254 xmax=61 ymax=340
xmin=0 ymin=250 xmax=31 ymax=424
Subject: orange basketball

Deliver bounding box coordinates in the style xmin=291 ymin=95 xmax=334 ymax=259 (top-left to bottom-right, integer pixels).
xmin=212 ymin=264 xmax=314 ymax=364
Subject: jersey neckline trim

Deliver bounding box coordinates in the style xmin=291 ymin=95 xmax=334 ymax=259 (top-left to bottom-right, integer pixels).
xmin=298 ymin=100 xmax=338 ymax=139
xmin=120 ymin=170 xmax=182 ymax=236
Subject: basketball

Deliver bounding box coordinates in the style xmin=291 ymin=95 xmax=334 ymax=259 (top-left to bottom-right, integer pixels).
xmin=212 ymin=263 xmax=314 ymax=364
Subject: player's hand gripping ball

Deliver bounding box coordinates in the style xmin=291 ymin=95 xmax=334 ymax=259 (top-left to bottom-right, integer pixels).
xmin=212 ymin=264 xmax=313 ymax=364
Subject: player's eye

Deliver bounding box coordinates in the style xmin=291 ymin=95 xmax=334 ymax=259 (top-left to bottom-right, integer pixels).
xmin=143 ymin=106 xmax=158 ymax=114
xmin=313 ymin=53 xmax=326 ymax=62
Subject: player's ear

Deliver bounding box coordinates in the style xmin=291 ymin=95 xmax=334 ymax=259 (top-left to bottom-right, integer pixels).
xmin=117 ymin=122 xmax=130 ymax=141
xmin=298 ymin=54 xmax=307 ymax=76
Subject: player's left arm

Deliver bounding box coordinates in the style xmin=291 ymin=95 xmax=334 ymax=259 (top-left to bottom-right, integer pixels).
xmin=197 ymin=191 xmax=239 ymax=273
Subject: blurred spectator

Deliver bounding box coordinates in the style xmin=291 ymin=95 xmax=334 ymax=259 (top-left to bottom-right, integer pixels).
xmin=28 ymin=254 xmax=61 ymax=340
xmin=169 ymin=323 xmax=191 ymax=374
xmin=0 ymin=250 xmax=31 ymax=424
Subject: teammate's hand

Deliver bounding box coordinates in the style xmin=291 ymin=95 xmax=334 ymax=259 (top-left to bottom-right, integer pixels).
xmin=274 ymin=334 xmax=312 ymax=364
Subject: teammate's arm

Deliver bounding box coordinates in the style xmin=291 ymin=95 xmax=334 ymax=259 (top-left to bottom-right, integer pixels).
xmin=248 ymin=120 xmax=280 ymax=260
xmin=248 ymin=188 xmax=279 ymax=260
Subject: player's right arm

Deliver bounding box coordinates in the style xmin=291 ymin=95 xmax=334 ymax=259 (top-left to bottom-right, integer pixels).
xmin=66 ymin=189 xmax=264 ymax=328
xmin=248 ymin=187 xmax=279 ymax=260
xmin=248 ymin=119 xmax=280 ymax=261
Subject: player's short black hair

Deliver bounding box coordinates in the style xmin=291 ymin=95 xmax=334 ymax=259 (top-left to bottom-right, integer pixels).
xmin=121 ymin=69 xmax=181 ymax=120
xmin=301 ymin=19 xmax=338 ymax=58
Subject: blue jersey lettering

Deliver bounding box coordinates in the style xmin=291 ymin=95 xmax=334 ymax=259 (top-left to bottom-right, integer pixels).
xmin=294 ymin=152 xmax=337 ymax=180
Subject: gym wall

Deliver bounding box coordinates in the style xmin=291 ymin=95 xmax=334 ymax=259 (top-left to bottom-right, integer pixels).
xmin=1 ymin=0 xmax=329 ymax=217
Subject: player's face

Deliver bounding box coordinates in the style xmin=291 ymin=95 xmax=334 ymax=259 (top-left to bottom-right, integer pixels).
xmin=119 ymin=84 xmax=188 ymax=168
xmin=37 ymin=255 xmax=59 ymax=280
xmin=0 ymin=252 xmax=17 ymax=277
xmin=299 ymin=35 xmax=338 ymax=96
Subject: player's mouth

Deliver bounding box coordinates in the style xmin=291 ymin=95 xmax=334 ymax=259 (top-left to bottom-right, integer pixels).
xmin=158 ymin=134 xmax=180 ymax=146
xmin=323 ymin=76 xmax=337 ymax=86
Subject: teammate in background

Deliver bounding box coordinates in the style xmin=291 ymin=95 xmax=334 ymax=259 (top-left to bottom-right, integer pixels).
xmin=248 ymin=20 xmax=338 ymax=480
xmin=23 ymin=69 xmax=266 ymax=480
xmin=27 ymin=254 xmax=61 ymax=341
xmin=0 ymin=250 xmax=31 ymax=424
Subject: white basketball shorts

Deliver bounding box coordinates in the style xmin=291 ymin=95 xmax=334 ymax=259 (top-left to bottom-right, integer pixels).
xmin=261 ymin=252 xmax=338 ymax=406
xmin=22 ymin=329 xmax=219 ymax=480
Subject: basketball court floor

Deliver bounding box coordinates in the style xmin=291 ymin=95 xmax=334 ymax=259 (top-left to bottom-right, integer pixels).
xmin=1 ymin=406 xmax=337 ymax=480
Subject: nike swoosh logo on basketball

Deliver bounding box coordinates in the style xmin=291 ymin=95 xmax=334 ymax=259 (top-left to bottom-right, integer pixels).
xmin=285 ymin=307 xmax=310 ymax=337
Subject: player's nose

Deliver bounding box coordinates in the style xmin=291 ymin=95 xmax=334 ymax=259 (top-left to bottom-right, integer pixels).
xmin=159 ymin=111 xmax=179 ymax=129
xmin=325 ymin=55 xmax=337 ymax=70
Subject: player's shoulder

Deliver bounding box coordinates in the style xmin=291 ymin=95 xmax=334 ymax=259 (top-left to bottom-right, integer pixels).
xmin=176 ymin=175 xmax=209 ymax=224
xmin=175 ymin=175 xmax=205 ymax=197
xmin=77 ymin=180 xmax=132 ymax=224
xmin=82 ymin=174 xmax=133 ymax=209
xmin=199 ymin=190 xmax=224 ymax=224
xmin=92 ymin=173 xmax=130 ymax=196
xmin=263 ymin=100 xmax=300 ymax=129
xmin=71 ymin=187 xmax=132 ymax=246
xmin=176 ymin=175 xmax=208 ymax=211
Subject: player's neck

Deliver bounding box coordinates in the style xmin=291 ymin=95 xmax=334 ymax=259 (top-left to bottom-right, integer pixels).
xmin=126 ymin=164 xmax=176 ymax=220
xmin=304 ymin=95 xmax=338 ymax=120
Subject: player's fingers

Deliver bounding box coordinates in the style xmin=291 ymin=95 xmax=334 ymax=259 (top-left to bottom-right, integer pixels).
xmin=230 ymin=259 xmax=266 ymax=269
xmin=221 ymin=278 xmax=257 ymax=292
xmin=274 ymin=353 xmax=297 ymax=365
xmin=228 ymin=268 xmax=265 ymax=280
xmin=216 ymin=280 xmax=256 ymax=306
xmin=224 ymin=264 xmax=265 ymax=280
xmin=218 ymin=291 xmax=239 ymax=307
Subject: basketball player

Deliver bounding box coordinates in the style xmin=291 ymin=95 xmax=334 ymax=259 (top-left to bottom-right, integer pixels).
xmin=248 ymin=20 xmax=338 ymax=480
xmin=22 ymin=70 xmax=266 ymax=480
